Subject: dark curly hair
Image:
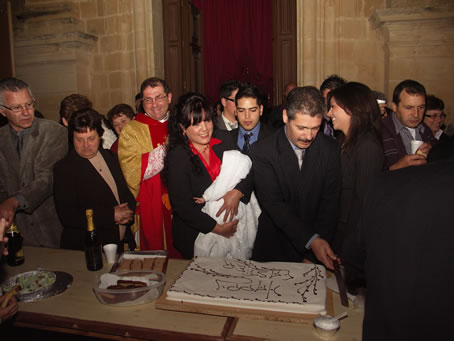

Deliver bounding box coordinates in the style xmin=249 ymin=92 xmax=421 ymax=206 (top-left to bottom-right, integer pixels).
xmin=162 ymin=92 xmax=215 ymax=184
xmin=68 ymin=108 xmax=104 ymax=145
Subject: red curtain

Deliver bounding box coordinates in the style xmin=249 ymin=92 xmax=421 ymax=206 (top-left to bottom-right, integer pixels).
xmin=192 ymin=0 xmax=273 ymax=106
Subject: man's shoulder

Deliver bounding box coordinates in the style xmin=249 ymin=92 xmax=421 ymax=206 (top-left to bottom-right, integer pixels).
xmin=213 ymin=115 xmax=227 ymax=130
xmin=35 ymin=117 xmax=66 ymax=131
xmin=381 ymin=114 xmax=397 ymax=135
xmin=250 ymin=128 xmax=281 ymax=156
xmin=0 ymin=124 xmax=8 ymax=136
xmin=316 ymin=131 xmax=341 ymax=151
xmin=31 ymin=118 xmax=68 ymax=146
xmin=120 ymin=118 xmax=149 ymax=138
xmin=213 ymin=128 xmax=234 ymax=142
xmin=258 ymin=122 xmax=275 ymax=138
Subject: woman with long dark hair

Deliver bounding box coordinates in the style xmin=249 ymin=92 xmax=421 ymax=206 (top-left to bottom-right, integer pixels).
xmin=327 ymin=82 xmax=384 ymax=255
xmin=163 ymin=93 xmax=254 ymax=259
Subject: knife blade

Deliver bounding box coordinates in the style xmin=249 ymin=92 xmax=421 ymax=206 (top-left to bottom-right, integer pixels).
xmin=333 ymin=261 xmax=349 ymax=307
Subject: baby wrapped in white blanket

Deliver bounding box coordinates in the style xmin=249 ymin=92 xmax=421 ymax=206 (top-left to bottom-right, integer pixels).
xmin=193 ymin=150 xmax=261 ymax=259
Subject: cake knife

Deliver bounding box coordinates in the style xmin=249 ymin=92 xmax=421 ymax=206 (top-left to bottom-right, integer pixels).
xmin=333 ymin=261 xmax=349 ymax=307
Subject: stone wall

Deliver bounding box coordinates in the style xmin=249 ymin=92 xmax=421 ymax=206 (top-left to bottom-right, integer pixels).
xmin=370 ymin=5 xmax=454 ymax=131
xmin=12 ymin=0 xmax=164 ymax=121
xmin=298 ymin=0 xmax=454 ymax=132
xmin=9 ymin=0 xmax=454 ymax=130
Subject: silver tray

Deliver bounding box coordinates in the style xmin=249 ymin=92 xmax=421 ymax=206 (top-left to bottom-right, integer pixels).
xmin=1 ymin=270 xmax=73 ymax=302
xmin=2 ymin=270 xmax=56 ymax=302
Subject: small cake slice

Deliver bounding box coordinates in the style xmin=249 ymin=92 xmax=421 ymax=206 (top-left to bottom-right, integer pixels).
xmin=143 ymin=258 xmax=155 ymax=270
xmin=152 ymin=257 xmax=165 ymax=272
xmin=130 ymin=258 xmax=143 ymax=270
xmin=118 ymin=259 xmax=132 ymax=271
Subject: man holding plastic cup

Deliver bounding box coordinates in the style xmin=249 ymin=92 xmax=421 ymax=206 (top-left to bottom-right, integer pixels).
xmin=381 ymin=79 xmax=436 ymax=170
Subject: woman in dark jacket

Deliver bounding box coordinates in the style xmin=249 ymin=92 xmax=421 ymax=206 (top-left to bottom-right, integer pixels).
xmin=54 ymin=108 xmax=136 ymax=250
xmin=163 ymin=93 xmax=250 ymax=259
xmin=327 ymin=82 xmax=384 ymax=256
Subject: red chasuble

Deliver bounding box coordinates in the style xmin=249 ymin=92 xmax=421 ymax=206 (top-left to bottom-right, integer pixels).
xmin=135 ymin=114 xmax=180 ymax=258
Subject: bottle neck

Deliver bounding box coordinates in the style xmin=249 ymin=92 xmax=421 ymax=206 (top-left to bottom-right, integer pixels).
xmin=85 ymin=209 xmax=95 ymax=232
xmin=7 ymin=223 xmax=19 ymax=233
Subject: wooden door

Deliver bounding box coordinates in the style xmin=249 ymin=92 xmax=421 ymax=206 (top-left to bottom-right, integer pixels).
xmin=164 ymin=0 xmax=295 ymax=107
xmin=272 ymin=0 xmax=297 ymax=106
xmin=163 ymin=0 xmax=203 ymax=103
xmin=0 ymin=1 xmax=14 ymax=78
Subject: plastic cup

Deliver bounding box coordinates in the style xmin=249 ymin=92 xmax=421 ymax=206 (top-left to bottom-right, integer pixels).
xmin=410 ymin=140 xmax=424 ymax=154
xmin=103 ymin=244 xmax=118 ymax=264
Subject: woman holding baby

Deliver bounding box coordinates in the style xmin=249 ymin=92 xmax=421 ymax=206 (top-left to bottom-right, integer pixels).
xmin=163 ymin=93 xmax=253 ymax=259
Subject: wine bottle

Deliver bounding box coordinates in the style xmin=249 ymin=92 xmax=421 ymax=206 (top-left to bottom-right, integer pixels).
xmin=6 ymin=223 xmax=25 ymax=266
xmin=85 ymin=209 xmax=103 ymax=271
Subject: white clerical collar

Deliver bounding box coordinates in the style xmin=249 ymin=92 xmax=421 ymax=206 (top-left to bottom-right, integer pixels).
xmin=145 ymin=111 xmax=169 ymax=123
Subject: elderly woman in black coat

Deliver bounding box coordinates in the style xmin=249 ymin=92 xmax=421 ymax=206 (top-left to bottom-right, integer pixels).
xmin=54 ymin=108 xmax=136 ymax=250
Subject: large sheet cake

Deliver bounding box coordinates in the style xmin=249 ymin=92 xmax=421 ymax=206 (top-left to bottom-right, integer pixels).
xmin=167 ymin=257 xmax=326 ymax=314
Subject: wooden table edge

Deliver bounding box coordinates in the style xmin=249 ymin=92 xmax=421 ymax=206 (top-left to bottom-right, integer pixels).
xmin=13 ymin=311 xmax=227 ymax=341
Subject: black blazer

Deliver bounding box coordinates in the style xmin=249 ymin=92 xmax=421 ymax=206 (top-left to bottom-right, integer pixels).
xmin=343 ymin=158 xmax=454 ymax=341
xmin=334 ymin=131 xmax=384 ymax=254
xmin=167 ymin=130 xmax=250 ymax=259
xmin=54 ymin=148 xmax=136 ymax=250
xmin=250 ymin=128 xmax=341 ymax=262
xmin=230 ymin=122 xmax=274 ymax=151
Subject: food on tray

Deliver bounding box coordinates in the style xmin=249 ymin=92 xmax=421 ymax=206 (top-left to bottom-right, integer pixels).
xmin=107 ymin=280 xmax=147 ymax=289
xmin=94 ymin=272 xmax=165 ymax=306
xmin=152 ymin=258 xmax=165 ymax=271
xmin=118 ymin=259 xmax=132 ymax=271
xmin=2 ymin=271 xmax=56 ymax=295
xmin=130 ymin=258 xmax=142 ymax=270
xmin=116 ymin=257 xmax=166 ymax=272
xmin=143 ymin=258 xmax=155 ymax=270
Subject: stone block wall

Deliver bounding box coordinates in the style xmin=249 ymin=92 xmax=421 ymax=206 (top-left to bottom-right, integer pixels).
xmin=299 ymin=0 xmax=387 ymax=92
xmin=77 ymin=0 xmax=137 ymax=115
xmin=12 ymin=0 xmax=164 ymax=121
xmin=10 ymin=0 xmax=453 ymax=130
xmin=298 ymin=0 xmax=454 ymax=132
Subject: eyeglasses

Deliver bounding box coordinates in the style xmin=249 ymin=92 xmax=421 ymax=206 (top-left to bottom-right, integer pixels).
xmin=425 ymin=113 xmax=446 ymax=119
xmin=224 ymin=97 xmax=235 ymax=103
xmin=0 ymin=101 xmax=36 ymax=113
xmin=143 ymin=95 xmax=168 ymax=104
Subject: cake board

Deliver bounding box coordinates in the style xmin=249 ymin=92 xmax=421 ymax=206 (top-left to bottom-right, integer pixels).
xmin=156 ymin=289 xmax=333 ymax=324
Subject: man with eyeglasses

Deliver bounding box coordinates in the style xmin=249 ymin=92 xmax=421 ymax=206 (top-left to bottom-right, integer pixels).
xmin=214 ymin=80 xmax=240 ymax=131
xmin=118 ymin=77 xmax=180 ymax=257
xmin=423 ymin=95 xmax=448 ymax=142
xmin=425 ymin=94 xmax=454 ymax=162
xmin=382 ymin=79 xmax=436 ymax=170
xmin=0 ymin=77 xmax=68 ymax=248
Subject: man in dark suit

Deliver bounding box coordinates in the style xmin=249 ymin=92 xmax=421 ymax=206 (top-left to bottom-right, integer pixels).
xmin=250 ymin=86 xmax=341 ymax=270
xmin=383 ymin=79 xmax=435 ymax=170
xmin=230 ymin=83 xmax=273 ymax=153
xmin=343 ymin=158 xmax=454 ymax=341
xmin=213 ymin=80 xmax=239 ymax=131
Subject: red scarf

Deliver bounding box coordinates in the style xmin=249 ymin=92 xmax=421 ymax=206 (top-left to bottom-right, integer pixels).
xmin=189 ymin=137 xmax=222 ymax=181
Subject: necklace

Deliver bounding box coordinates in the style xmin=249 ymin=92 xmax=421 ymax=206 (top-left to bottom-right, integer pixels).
xmin=195 ymin=144 xmax=210 ymax=154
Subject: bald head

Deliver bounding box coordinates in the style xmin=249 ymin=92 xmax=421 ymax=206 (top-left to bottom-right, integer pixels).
xmin=284 ymin=83 xmax=297 ymax=98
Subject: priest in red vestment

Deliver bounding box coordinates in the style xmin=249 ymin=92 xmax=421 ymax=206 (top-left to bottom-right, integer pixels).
xmin=118 ymin=77 xmax=181 ymax=258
